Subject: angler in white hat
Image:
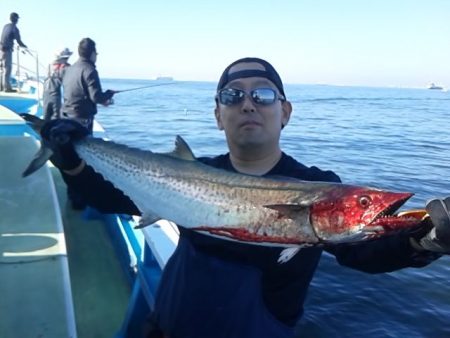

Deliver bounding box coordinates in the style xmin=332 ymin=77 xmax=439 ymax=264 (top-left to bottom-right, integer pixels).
xmin=43 ymin=47 xmax=73 ymax=121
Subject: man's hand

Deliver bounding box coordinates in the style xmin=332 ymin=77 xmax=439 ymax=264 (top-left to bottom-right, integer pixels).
xmin=101 ymin=90 xmax=116 ymax=106
xmin=105 ymin=89 xmax=116 ymax=97
xmin=41 ymin=119 xmax=89 ymax=171
xmin=416 ymin=197 xmax=450 ymax=253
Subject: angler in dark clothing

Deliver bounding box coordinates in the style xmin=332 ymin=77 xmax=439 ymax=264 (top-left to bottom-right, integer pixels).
xmin=61 ymin=37 xmax=115 ymax=133
xmin=41 ymin=57 xmax=450 ymax=338
xmin=0 ymin=12 xmax=27 ymax=92
xmin=43 ymin=48 xmax=73 ymax=121
xmin=60 ymin=37 xmax=114 ymax=210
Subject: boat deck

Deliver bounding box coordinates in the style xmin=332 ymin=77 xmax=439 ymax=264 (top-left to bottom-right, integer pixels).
xmin=0 ymin=135 xmax=76 ymax=337
xmin=0 ymin=106 xmax=130 ymax=337
xmin=52 ymin=169 xmax=131 ymax=338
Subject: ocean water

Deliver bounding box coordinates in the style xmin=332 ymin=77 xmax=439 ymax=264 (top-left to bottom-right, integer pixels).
xmin=99 ymin=79 xmax=450 ymax=337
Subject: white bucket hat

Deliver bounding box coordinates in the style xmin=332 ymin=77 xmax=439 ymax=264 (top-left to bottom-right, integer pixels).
xmin=54 ymin=47 xmax=73 ymax=62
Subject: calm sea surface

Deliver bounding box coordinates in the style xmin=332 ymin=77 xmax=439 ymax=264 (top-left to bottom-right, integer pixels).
xmin=99 ymin=79 xmax=450 ymax=337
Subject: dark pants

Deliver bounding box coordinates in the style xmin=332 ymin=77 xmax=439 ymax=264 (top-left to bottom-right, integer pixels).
xmin=43 ymin=100 xmax=61 ymax=121
xmin=0 ymin=49 xmax=13 ymax=91
xmin=151 ymin=236 xmax=294 ymax=338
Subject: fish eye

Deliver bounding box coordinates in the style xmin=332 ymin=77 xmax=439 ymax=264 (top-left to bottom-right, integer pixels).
xmin=359 ymin=195 xmax=372 ymax=208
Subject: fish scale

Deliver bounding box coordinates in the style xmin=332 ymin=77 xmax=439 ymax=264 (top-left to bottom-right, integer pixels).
xmin=76 ymin=138 xmax=290 ymax=231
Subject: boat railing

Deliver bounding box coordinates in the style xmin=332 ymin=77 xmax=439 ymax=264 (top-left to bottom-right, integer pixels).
xmin=12 ymin=45 xmax=45 ymax=98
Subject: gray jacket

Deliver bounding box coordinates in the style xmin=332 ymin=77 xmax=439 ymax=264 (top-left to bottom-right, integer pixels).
xmin=61 ymin=57 xmax=113 ymax=119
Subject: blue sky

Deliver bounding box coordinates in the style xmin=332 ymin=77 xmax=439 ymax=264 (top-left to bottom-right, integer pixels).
xmin=3 ymin=0 xmax=450 ymax=87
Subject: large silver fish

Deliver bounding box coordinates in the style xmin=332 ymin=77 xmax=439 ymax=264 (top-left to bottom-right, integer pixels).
xmin=21 ymin=115 xmax=424 ymax=261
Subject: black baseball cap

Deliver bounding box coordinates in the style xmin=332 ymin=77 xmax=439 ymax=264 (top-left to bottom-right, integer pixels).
xmin=217 ymin=57 xmax=286 ymax=98
xmin=10 ymin=13 xmax=19 ymax=21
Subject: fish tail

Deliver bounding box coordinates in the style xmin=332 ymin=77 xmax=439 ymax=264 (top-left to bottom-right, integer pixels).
xmin=22 ymin=145 xmax=54 ymax=177
xmin=20 ymin=114 xmax=54 ymax=177
xmin=20 ymin=113 xmax=45 ymax=134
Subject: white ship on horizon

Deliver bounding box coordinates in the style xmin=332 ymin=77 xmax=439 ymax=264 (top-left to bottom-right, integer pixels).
xmin=155 ymin=76 xmax=174 ymax=81
xmin=427 ymin=82 xmax=443 ymax=90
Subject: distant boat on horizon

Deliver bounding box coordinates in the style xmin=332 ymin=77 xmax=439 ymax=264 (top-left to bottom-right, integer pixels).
xmin=156 ymin=76 xmax=174 ymax=81
xmin=427 ymin=83 xmax=443 ymax=90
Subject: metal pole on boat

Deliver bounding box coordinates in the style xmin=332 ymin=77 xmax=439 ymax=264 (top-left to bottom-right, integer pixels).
xmin=15 ymin=46 xmax=20 ymax=86
xmin=35 ymin=52 xmax=40 ymax=101
xmin=0 ymin=57 xmax=3 ymax=91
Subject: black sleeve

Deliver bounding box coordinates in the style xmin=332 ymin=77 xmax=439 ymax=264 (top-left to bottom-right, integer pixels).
xmin=62 ymin=165 xmax=141 ymax=215
xmin=14 ymin=27 xmax=27 ymax=48
xmin=326 ymin=232 xmax=440 ymax=273
xmin=317 ymin=168 xmax=440 ymax=273
xmin=84 ymin=68 xmax=112 ymax=104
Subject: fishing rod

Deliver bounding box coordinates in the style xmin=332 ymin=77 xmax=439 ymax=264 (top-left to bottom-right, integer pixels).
xmin=114 ymin=81 xmax=177 ymax=93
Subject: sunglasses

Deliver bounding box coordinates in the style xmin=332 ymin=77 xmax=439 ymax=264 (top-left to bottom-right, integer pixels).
xmin=216 ymin=88 xmax=285 ymax=106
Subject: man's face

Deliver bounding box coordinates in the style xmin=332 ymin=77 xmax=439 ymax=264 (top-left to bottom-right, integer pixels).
xmin=214 ymin=62 xmax=291 ymax=151
xmin=90 ymin=51 xmax=97 ymax=64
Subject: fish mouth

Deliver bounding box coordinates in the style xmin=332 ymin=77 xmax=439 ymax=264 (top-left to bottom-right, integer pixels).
xmin=368 ymin=192 xmax=422 ymax=231
xmin=374 ymin=194 xmax=411 ymax=220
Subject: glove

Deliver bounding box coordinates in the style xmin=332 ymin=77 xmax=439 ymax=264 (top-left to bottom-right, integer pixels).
xmin=416 ymin=197 xmax=450 ymax=253
xmin=101 ymin=90 xmax=116 ymax=106
xmin=40 ymin=119 xmax=89 ymax=170
xmin=105 ymin=89 xmax=116 ymax=99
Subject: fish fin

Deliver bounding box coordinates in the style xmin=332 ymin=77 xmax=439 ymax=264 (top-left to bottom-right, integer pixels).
xmin=22 ymin=145 xmax=54 ymax=177
xmin=264 ymin=204 xmax=309 ymax=219
xmin=166 ymin=135 xmax=196 ymax=161
xmin=134 ymin=213 xmax=161 ymax=229
xmin=278 ymin=247 xmax=304 ymax=263
xmin=19 ymin=114 xmax=51 ymax=177
xmin=20 ymin=113 xmax=45 ymax=134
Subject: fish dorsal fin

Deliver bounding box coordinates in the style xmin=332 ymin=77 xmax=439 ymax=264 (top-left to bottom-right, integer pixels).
xmin=264 ymin=204 xmax=309 ymax=219
xmin=167 ymin=135 xmax=196 ymax=161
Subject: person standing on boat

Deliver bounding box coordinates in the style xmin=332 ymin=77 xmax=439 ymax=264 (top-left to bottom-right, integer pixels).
xmin=60 ymin=37 xmax=114 ymax=209
xmin=43 ymin=48 xmax=73 ymax=121
xmin=0 ymin=12 xmax=27 ymax=92
xmin=60 ymin=37 xmax=115 ymax=133
xmin=40 ymin=57 xmax=450 ymax=338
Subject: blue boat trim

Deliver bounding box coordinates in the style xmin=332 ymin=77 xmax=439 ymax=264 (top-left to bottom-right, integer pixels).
xmin=1 ymin=76 xmax=179 ymax=335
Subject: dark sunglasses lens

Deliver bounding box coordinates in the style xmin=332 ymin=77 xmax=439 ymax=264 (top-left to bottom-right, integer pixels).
xmin=252 ymin=88 xmax=276 ymax=105
xmin=219 ymin=88 xmax=244 ymax=105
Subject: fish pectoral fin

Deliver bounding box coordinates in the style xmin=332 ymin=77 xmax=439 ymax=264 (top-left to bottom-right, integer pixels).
xmin=22 ymin=145 xmax=54 ymax=177
xmin=166 ymin=135 xmax=196 ymax=161
xmin=135 ymin=212 xmax=161 ymax=229
xmin=263 ymin=204 xmax=309 ymax=219
xmin=278 ymin=247 xmax=303 ymax=263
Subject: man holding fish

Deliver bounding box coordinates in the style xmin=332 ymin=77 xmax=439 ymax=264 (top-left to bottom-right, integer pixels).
xmin=34 ymin=57 xmax=450 ymax=338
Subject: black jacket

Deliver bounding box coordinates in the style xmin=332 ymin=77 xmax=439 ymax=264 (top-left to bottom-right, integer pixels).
xmin=62 ymin=152 xmax=437 ymax=326
xmin=0 ymin=23 xmax=26 ymax=51
xmin=61 ymin=58 xmax=113 ymax=119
